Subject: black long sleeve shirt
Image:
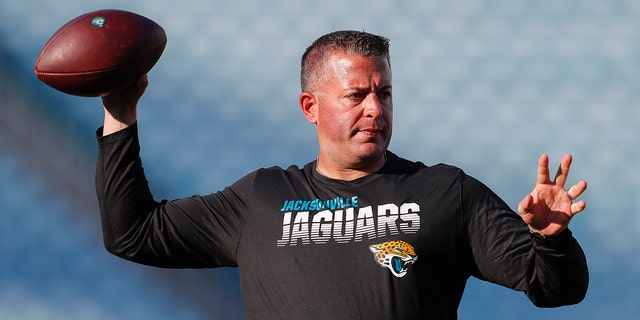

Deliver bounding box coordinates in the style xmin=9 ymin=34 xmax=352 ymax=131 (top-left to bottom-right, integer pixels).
xmin=96 ymin=124 xmax=588 ymax=319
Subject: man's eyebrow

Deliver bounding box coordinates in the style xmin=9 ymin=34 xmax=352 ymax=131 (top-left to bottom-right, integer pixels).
xmin=345 ymin=84 xmax=392 ymax=91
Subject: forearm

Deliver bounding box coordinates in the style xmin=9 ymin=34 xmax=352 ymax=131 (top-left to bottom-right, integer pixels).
xmin=525 ymin=229 xmax=589 ymax=307
xmin=95 ymin=124 xmax=159 ymax=261
xmin=472 ymin=224 xmax=588 ymax=307
xmin=463 ymin=174 xmax=588 ymax=307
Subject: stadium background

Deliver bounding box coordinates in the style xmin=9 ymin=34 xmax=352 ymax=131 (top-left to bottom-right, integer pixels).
xmin=1 ymin=0 xmax=639 ymax=319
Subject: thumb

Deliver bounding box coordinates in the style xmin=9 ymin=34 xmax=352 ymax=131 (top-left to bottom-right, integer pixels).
xmin=518 ymin=194 xmax=541 ymax=232
xmin=518 ymin=194 xmax=533 ymax=217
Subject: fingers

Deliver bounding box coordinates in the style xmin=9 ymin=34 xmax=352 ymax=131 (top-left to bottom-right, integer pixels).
xmin=566 ymin=180 xmax=588 ymax=217
xmin=567 ymin=181 xmax=587 ymax=216
xmin=553 ymin=154 xmax=573 ymax=188
xmin=101 ymin=74 xmax=148 ymax=135
xmin=536 ymin=154 xmax=551 ymax=184
xmin=537 ymin=154 xmax=575 ymax=188
xmin=102 ymin=74 xmax=148 ymax=109
xmin=566 ymin=180 xmax=588 ymax=201
xmin=571 ymin=200 xmax=587 ymax=215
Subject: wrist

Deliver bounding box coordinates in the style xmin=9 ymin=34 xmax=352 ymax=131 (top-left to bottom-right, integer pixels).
xmin=530 ymin=228 xmax=572 ymax=242
xmin=103 ymin=106 xmax=137 ymax=136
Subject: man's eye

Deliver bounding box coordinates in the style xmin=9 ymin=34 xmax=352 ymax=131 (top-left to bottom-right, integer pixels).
xmin=346 ymin=93 xmax=365 ymax=101
xmin=378 ymin=91 xmax=392 ymax=99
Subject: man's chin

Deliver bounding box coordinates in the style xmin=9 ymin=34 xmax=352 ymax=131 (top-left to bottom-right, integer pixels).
xmin=356 ymin=144 xmax=387 ymax=162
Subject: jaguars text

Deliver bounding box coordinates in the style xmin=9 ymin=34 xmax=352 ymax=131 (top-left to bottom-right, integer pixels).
xmin=276 ymin=202 xmax=421 ymax=246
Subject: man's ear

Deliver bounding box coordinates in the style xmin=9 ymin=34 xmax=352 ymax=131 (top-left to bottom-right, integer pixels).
xmin=299 ymin=92 xmax=318 ymax=125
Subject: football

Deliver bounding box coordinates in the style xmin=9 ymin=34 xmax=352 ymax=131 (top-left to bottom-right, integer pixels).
xmin=34 ymin=9 xmax=167 ymax=97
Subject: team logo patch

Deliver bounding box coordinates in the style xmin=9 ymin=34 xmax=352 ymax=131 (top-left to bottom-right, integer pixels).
xmin=91 ymin=16 xmax=106 ymax=28
xmin=369 ymin=240 xmax=418 ymax=278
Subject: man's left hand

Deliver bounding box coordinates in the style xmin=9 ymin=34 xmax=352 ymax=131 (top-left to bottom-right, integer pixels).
xmin=518 ymin=154 xmax=588 ymax=237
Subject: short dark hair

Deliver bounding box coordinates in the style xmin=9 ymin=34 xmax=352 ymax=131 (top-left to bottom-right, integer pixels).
xmin=300 ymin=30 xmax=391 ymax=92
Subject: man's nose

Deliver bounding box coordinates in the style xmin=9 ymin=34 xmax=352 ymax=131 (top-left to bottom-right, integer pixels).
xmin=364 ymin=94 xmax=382 ymax=118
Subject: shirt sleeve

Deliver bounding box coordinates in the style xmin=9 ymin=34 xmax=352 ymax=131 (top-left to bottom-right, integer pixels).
xmin=95 ymin=124 xmax=250 ymax=268
xmin=461 ymin=172 xmax=588 ymax=307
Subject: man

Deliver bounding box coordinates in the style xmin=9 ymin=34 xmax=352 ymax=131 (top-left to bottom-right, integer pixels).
xmin=97 ymin=30 xmax=588 ymax=319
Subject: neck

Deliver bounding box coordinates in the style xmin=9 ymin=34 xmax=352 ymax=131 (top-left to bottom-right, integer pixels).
xmin=316 ymin=152 xmax=386 ymax=180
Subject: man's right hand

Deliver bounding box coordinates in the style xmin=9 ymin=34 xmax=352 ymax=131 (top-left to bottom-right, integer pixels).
xmin=101 ymin=74 xmax=148 ymax=136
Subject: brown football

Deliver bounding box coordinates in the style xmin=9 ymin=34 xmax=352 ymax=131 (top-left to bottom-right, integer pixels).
xmin=34 ymin=9 xmax=167 ymax=97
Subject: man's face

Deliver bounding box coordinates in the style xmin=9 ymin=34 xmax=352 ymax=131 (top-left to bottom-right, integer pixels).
xmin=304 ymin=52 xmax=393 ymax=169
